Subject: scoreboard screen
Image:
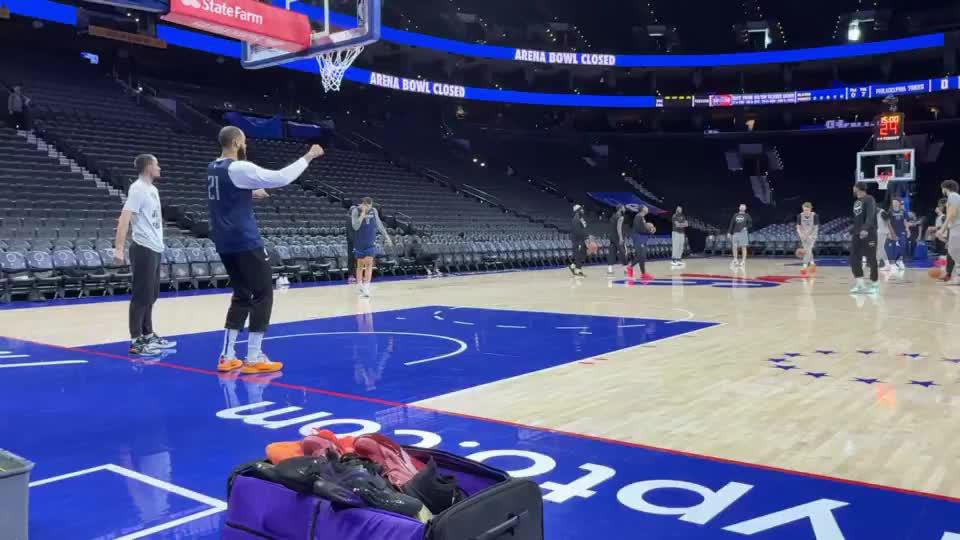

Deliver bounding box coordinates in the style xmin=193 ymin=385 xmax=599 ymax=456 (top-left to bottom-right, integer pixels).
xmin=876 ymin=112 xmax=905 ymax=141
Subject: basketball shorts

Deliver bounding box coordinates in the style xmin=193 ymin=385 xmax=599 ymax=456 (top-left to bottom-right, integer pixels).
xmin=354 ymin=246 xmax=378 ymax=259
xmin=732 ymin=230 xmax=749 ymax=249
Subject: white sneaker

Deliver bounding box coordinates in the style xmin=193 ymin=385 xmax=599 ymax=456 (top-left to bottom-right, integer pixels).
xmin=896 ymin=260 xmax=906 ymax=271
xmin=850 ymin=282 xmax=867 ymax=294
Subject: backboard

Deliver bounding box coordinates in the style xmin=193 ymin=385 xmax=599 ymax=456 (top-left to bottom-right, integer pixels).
xmin=241 ymin=0 xmax=381 ymax=70
xmin=856 ymin=148 xmax=915 ymax=188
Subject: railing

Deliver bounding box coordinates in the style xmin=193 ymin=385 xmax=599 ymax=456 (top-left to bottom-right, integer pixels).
xmin=310 ymin=180 xmax=346 ymax=202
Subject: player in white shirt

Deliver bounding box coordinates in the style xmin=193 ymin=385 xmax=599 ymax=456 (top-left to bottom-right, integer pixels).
xmin=114 ymin=154 xmax=177 ymax=355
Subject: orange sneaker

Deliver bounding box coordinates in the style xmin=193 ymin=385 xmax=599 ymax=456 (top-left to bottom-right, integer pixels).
xmin=239 ymin=360 xmax=284 ymax=374
xmin=266 ymin=441 xmax=304 ymax=464
xmin=218 ymin=356 xmax=243 ymax=372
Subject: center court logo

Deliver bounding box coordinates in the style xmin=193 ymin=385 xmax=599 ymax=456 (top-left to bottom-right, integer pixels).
xmin=180 ymin=0 xmax=265 ymax=25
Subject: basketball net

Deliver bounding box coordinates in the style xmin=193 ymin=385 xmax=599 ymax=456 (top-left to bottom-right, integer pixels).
xmin=877 ymin=172 xmax=892 ymax=191
xmin=316 ymin=46 xmax=364 ymax=92
xmin=315 ymin=0 xmax=368 ymax=92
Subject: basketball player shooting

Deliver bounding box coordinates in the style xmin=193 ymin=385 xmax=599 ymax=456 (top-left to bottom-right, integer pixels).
xmin=849 ymin=182 xmax=880 ymax=294
xmin=351 ymin=197 xmax=392 ymax=297
xmin=795 ymin=202 xmax=819 ymax=275
xmin=208 ymin=126 xmax=325 ymax=374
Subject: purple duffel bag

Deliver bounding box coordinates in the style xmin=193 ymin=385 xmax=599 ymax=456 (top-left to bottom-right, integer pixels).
xmin=223 ymin=447 xmax=544 ymax=540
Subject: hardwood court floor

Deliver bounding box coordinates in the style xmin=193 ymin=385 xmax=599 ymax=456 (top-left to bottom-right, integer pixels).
xmin=4 ymin=257 xmax=959 ymax=500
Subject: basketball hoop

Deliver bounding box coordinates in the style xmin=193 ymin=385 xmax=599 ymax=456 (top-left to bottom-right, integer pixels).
xmin=877 ymin=172 xmax=892 ymax=191
xmin=316 ymin=45 xmax=364 ymax=92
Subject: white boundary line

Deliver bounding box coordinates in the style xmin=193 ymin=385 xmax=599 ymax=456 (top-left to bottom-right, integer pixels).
xmin=241 ymin=331 xmax=468 ymax=367
xmin=0 ymin=360 xmax=88 ymax=369
xmin=666 ymin=308 xmax=695 ymax=324
xmin=414 ymin=322 xmax=725 ymax=406
xmin=0 ymin=354 xmax=30 ymax=359
xmin=29 ymin=464 xmax=227 ymax=540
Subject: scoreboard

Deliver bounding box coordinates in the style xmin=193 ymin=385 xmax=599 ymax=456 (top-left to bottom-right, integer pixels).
xmin=875 ymin=112 xmax=904 ymax=141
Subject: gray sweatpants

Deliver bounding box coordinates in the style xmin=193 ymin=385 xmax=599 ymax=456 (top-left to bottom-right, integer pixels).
xmin=876 ymin=230 xmax=888 ymax=263
xmin=801 ymin=237 xmax=817 ymax=265
xmin=672 ymin=232 xmax=685 ymax=260
xmin=949 ymin=231 xmax=960 ymax=266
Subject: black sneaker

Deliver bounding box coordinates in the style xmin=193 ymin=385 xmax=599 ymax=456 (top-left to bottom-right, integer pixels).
xmin=403 ymin=458 xmax=467 ymax=514
xmin=144 ymin=334 xmax=177 ymax=349
xmin=129 ymin=337 xmax=161 ymax=356
xmin=315 ymin=452 xmax=424 ymax=517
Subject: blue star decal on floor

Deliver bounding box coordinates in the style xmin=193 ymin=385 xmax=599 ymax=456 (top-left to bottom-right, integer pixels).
xmin=909 ymin=380 xmax=938 ymax=388
xmin=900 ymin=353 xmax=925 ymax=359
xmin=767 ymin=358 xmax=788 ymax=363
xmin=815 ymin=350 xmax=836 ymax=355
xmin=805 ymin=372 xmax=829 ymax=378
xmin=783 ymin=352 xmax=803 ymax=357
xmin=856 ymin=350 xmax=876 ymax=355
xmin=772 ymin=365 xmax=798 ymax=371
xmin=943 ymin=358 xmax=960 ymax=364
xmin=853 ymin=377 xmax=882 ymax=384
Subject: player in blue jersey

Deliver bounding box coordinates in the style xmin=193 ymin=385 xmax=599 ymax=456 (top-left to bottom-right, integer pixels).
xmin=208 ymin=126 xmax=324 ymax=374
xmin=884 ymin=197 xmax=909 ymax=273
xmin=351 ymin=197 xmax=392 ymax=297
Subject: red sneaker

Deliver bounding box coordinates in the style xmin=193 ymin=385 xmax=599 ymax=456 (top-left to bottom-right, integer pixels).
xmin=354 ymin=434 xmax=425 ymax=487
xmin=626 ymin=266 xmax=634 ymax=279
xmin=640 ymin=273 xmax=655 ymax=280
xmin=303 ymin=429 xmax=343 ymax=457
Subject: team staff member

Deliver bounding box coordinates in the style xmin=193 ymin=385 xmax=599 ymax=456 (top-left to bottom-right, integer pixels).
xmin=570 ymin=204 xmax=588 ymax=277
xmin=607 ymin=205 xmax=626 ymax=275
xmin=671 ymin=206 xmax=688 ymax=268
xmin=728 ymin=204 xmax=752 ymax=268
xmin=114 ymin=154 xmax=176 ymax=355
xmin=208 ymin=126 xmax=324 ymax=373
xmin=849 ymin=182 xmax=880 ymax=294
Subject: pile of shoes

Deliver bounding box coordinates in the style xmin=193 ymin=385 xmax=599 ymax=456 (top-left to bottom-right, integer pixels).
xmin=245 ymin=430 xmax=468 ymax=523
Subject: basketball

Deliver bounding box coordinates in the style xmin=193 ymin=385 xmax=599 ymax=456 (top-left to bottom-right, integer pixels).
xmin=929 ymin=267 xmax=945 ymax=280
xmin=586 ymin=239 xmax=599 ymax=255
xmin=795 ymin=247 xmax=806 ymax=259
xmin=646 ymin=223 xmax=656 ymax=234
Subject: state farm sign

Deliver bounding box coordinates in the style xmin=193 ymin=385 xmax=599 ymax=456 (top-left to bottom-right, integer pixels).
xmin=163 ymin=0 xmax=310 ymax=52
